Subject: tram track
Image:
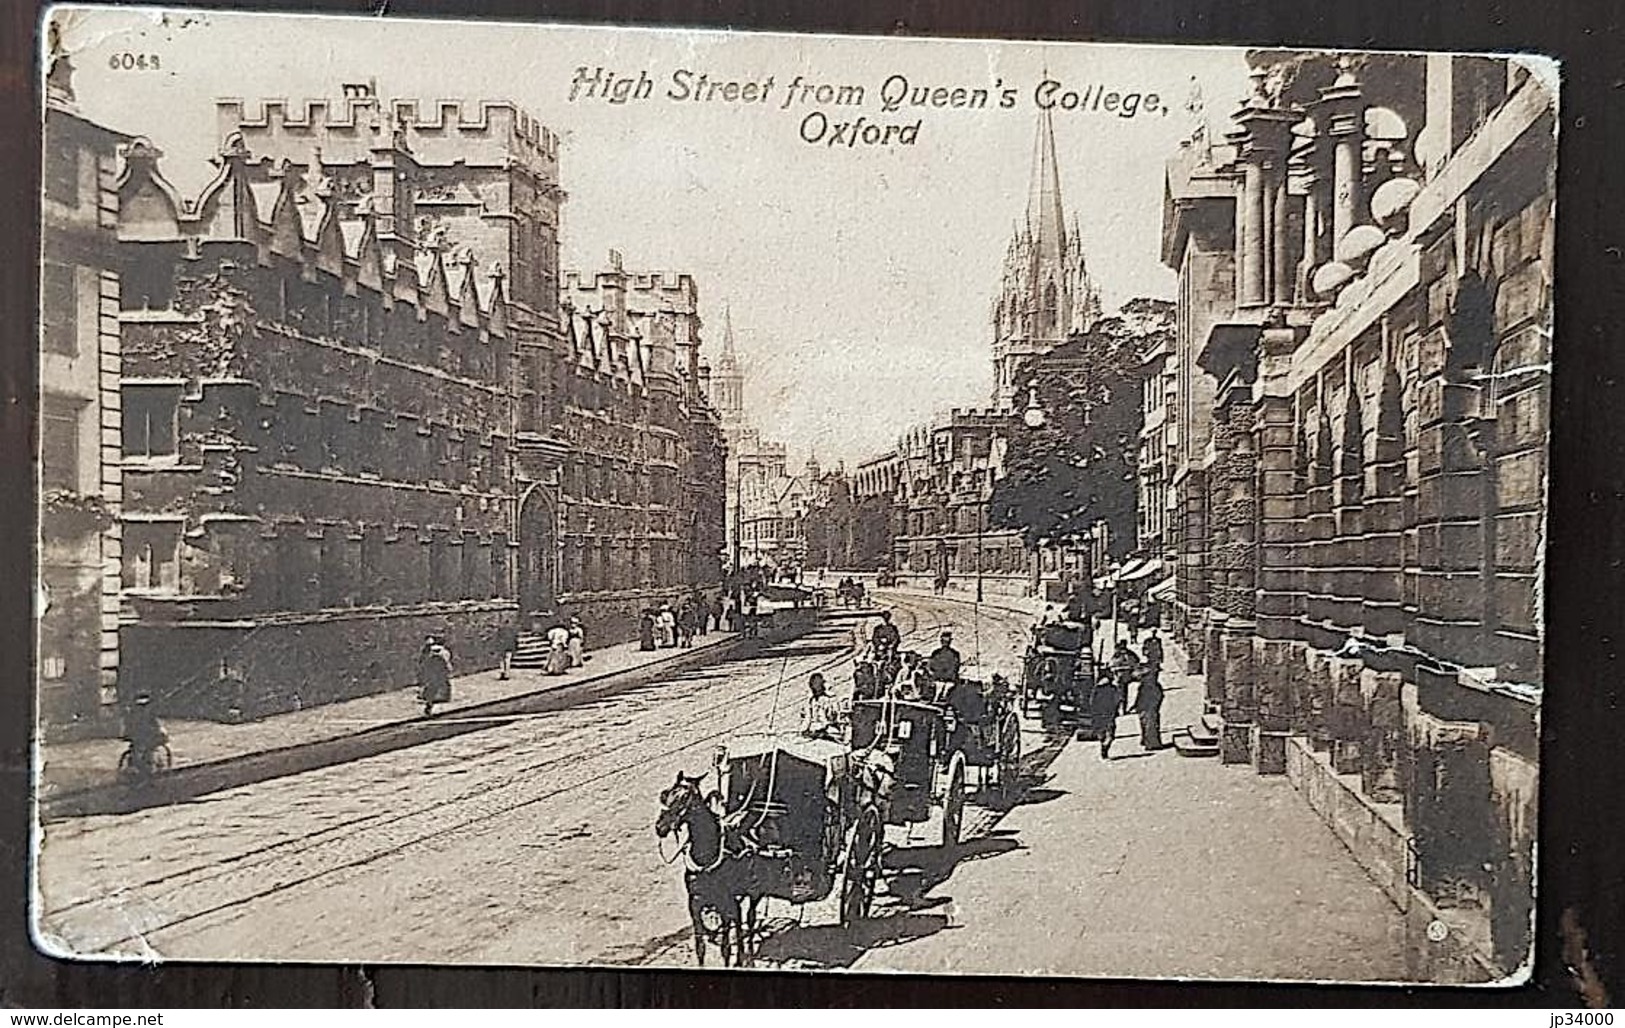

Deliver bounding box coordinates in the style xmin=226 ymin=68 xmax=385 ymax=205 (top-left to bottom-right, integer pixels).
xmin=41 ymin=600 xmax=958 ymax=957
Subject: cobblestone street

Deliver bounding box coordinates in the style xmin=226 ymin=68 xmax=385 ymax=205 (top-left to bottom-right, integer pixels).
xmin=38 ymin=593 xmax=1407 ymax=980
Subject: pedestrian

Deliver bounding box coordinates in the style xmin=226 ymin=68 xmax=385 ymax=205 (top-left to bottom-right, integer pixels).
xmin=745 ymin=593 xmax=761 ymax=638
xmin=567 ymin=616 xmax=586 ymax=668
xmin=545 ymin=621 xmax=571 ymax=675
xmin=713 ymin=594 xmax=726 ymax=634
xmin=678 ymin=603 xmax=696 ymax=647
xmin=497 ymin=621 xmax=518 ymax=681
xmin=1133 ymin=661 xmax=1166 ymax=751
xmin=1142 ymin=627 xmax=1165 ymax=675
xmin=1090 ymin=669 xmax=1123 ymax=759
xmin=657 ymin=603 xmax=677 ymax=647
xmin=417 ymin=635 xmax=452 ymax=715
xmin=1110 ymin=640 xmax=1140 ymax=716
xmin=638 ymin=608 xmax=656 ymax=651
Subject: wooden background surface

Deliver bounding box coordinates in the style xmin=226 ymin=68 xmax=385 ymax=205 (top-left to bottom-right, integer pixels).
xmin=3 ymin=0 xmax=1621 ymax=1008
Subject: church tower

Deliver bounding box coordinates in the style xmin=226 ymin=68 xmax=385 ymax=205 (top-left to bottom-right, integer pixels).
xmin=990 ymin=105 xmax=1103 ymax=410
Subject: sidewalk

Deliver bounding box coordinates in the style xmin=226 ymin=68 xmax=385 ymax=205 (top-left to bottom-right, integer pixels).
xmin=854 ymin=630 xmax=1410 ymax=980
xmin=38 ymin=629 xmax=741 ymax=800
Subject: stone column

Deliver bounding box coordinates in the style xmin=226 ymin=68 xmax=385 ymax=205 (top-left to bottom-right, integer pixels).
xmin=1295 ymin=138 xmax=1330 ymax=303
xmin=1239 ymin=160 xmax=1267 ymax=307
xmin=1232 ymin=98 xmax=1296 ymax=309
xmin=1317 ymin=61 xmax=1368 ymax=253
xmin=1272 ymin=167 xmax=1294 ymax=307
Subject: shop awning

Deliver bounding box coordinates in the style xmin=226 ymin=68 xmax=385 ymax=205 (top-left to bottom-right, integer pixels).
xmin=1120 ymin=558 xmax=1164 ymax=583
xmin=1147 ymin=576 xmax=1176 ymax=601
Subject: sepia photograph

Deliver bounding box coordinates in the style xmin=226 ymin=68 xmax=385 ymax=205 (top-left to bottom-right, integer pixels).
xmin=33 ymin=6 xmax=1555 ymax=984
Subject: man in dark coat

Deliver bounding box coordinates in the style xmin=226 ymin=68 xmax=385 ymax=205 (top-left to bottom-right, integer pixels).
xmin=1089 ymin=670 xmax=1123 ymax=759
xmin=1110 ymin=641 xmax=1140 ymax=716
xmin=926 ymin=631 xmax=961 ymax=683
xmin=1142 ymin=628 xmax=1165 ymax=676
xmin=871 ymin=610 xmax=901 ymax=661
xmin=1132 ymin=662 xmax=1165 ymax=751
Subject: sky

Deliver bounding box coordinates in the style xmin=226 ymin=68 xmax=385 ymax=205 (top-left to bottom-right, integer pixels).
xmin=53 ymin=8 xmax=1252 ymax=468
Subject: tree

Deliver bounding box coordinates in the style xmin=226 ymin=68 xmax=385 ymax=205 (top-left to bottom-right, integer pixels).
xmin=989 ymin=299 xmax=1175 ymax=557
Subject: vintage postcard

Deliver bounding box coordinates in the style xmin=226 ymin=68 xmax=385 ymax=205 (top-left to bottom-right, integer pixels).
xmin=34 ymin=6 xmax=1554 ymax=982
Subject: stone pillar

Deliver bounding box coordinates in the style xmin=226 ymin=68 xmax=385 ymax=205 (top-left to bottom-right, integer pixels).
xmin=1318 ymin=61 xmax=1367 ymax=253
xmin=1295 ymin=138 xmax=1330 ymax=303
xmin=1404 ymin=670 xmax=1495 ymax=909
xmin=1364 ymin=355 xmax=1407 ymax=638
xmin=1179 ymin=469 xmax=1210 ymax=675
xmin=1239 ymin=161 xmax=1267 ymax=307
xmin=1214 ymin=385 xmax=1259 ymax=764
xmin=1232 ymin=96 xmax=1295 ymax=309
xmin=1360 ymin=667 xmax=1405 ymax=802
xmin=1303 ymin=393 xmax=1337 ymax=749
xmin=1413 ymin=335 xmax=1490 ymax=664
xmin=1330 ymin=364 xmax=1368 ymax=774
xmin=1271 ymin=167 xmax=1294 ymax=307
xmin=1252 ymin=328 xmax=1299 ymax=773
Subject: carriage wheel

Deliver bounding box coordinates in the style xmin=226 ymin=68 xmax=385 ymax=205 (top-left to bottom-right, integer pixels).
xmin=998 ymin=713 xmax=1023 ymax=796
xmin=941 ymin=755 xmax=966 ymax=850
xmin=841 ymin=806 xmax=883 ymax=928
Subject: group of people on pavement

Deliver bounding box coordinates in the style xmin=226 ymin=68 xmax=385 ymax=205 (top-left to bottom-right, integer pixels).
xmin=638 ymin=596 xmax=720 ymax=651
xmin=1088 ymin=629 xmax=1166 ymax=759
xmin=542 ymin=616 xmax=588 ymax=675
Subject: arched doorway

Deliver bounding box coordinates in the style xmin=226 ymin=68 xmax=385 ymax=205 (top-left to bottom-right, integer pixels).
xmin=518 ymin=485 xmax=557 ymax=618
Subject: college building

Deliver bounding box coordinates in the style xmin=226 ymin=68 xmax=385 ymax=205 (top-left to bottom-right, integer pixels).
xmin=1160 ymin=52 xmax=1552 ymax=980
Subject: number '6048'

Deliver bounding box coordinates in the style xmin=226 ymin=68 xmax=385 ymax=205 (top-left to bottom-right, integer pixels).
xmin=108 ymin=53 xmax=161 ymax=71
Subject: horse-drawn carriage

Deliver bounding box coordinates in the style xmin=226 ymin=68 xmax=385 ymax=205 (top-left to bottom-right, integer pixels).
xmin=875 ymin=567 xmax=898 ymax=588
xmin=1019 ymin=620 xmax=1097 ymax=720
xmin=655 ymin=732 xmax=887 ymax=966
xmin=834 ymin=578 xmax=867 ymax=607
xmin=850 ymin=681 xmax=1021 ymax=849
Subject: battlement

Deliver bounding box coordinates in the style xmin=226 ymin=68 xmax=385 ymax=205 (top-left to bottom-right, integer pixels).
xmin=219 ymin=91 xmax=559 ymax=166
xmin=563 ymin=268 xmax=699 ymax=305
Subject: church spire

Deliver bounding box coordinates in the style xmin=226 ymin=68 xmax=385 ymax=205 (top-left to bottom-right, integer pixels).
xmin=1026 ymin=102 xmax=1067 ymax=265
xmin=718 ymin=304 xmax=739 ymax=369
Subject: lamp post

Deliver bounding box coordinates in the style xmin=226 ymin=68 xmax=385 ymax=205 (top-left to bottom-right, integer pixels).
xmin=1020 ymin=378 xmax=1046 ymax=599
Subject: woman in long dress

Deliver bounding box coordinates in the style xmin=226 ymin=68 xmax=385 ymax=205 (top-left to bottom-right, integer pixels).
xmin=566 ymin=616 xmax=586 ymax=667
xmin=639 ymin=609 xmax=657 ymax=651
xmin=417 ymin=636 xmax=452 ymax=716
xmin=545 ymin=622 xmax=571 ymax=675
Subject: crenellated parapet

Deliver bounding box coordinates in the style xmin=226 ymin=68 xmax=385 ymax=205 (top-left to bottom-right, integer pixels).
xmin=220 ymin=94 xmax=559 ymax=168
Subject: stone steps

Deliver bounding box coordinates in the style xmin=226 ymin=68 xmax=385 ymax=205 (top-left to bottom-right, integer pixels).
xmin=1172 ymin=726 xmax=1220 ymax=758
xmin=512 ymin=633 xmax=553 ymax=669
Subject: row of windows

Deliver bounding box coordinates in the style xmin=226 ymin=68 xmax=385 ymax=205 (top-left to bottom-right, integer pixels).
xmin=559 ymin=538 xmax=687 ymax=595
xmin=122 ymin=521 xmax=514 ymax=611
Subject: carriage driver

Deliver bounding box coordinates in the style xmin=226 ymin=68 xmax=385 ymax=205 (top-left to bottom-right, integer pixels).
xmin=927 ymin=631 xmax=962 ymax=683
xmin=871 ymin=610 xmax=901 ymax=661
xmin=800 ymin=672 xmax=843 ymax=741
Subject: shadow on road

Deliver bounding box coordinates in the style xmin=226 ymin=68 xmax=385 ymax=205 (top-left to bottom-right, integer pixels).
xmin=751 ymin=834 xmax=1022 ymax=969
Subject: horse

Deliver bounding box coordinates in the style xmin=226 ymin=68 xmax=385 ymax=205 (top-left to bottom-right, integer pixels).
xmin=654 ymin=772 xmax=764 ymax=967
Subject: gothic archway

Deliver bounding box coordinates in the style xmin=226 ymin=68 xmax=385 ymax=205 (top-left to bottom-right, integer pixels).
xmin=518 ymin=484 xmax=557 ymax=617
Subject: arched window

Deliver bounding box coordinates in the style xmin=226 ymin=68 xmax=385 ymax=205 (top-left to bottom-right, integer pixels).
xmin=1043 ymin=281 xmax=1059 ymax=334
